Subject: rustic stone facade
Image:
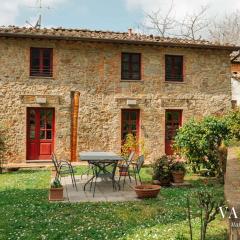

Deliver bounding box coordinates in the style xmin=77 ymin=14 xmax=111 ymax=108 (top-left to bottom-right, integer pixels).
xmin=0 ymin=37 xmax=232 ymax=164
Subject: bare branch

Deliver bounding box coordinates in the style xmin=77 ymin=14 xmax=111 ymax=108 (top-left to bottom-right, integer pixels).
xmin=209 ymin=10 xmax=240 ymax=45
xmin=180 ymin=5 xmax=210 ymax=40
xmin=142 ymin=0 xmax=176 ymax=37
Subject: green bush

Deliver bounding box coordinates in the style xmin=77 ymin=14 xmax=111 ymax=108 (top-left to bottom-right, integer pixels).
xmin=174 ymin=116 xmax=230 ymax=177
xmin=152 ymin=155 xmax=171 ymax=184
xmin=223 ymin=108 xmax=240 ymax=141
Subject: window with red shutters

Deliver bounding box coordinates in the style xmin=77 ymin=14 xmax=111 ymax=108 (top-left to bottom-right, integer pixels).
xmin=121 ymin=53 xmax=141 ymax=80
xmin=30 ymin=48 xmax=53 ymax=77
xmin=165 ymin=55 xmax=183 ymax=82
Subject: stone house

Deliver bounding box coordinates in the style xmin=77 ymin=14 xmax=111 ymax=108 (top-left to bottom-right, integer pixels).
xmin=0 ymin=26 xmax=238 ymax=165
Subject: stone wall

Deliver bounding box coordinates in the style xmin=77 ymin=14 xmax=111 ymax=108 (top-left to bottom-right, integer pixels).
xmin=0 ymin=38 xmax=232 ymax=163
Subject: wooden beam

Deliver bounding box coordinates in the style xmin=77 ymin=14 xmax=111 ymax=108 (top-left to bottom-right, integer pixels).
xmin=71 ymin=91 xmax=80 ymax=162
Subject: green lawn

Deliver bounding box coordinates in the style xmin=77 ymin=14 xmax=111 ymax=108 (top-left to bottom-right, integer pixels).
xmin=0 ymin=168 xmax=227 ymax=240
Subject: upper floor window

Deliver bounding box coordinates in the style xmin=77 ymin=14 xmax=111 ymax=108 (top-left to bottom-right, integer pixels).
xmin=121 ymin=53 xmax=141 ymax=80
xmin=165 ymin=55 xmax=183 ymax=82
xmin=30 ymin=48 xmax=53 ymax=77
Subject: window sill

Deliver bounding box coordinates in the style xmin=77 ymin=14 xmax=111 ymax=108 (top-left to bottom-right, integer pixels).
xmin=164 ymin=81 xmax=185 ymax=84
xmin=29 ymin=76 xmax=54 ymax=80
xmin=120 ymin=80 xmax=144 ymax=83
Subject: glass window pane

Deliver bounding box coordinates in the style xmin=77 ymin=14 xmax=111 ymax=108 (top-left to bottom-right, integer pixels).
xmin=30 ymin=130 xmax=35 ymax=139
xmin=132 ymin=73 xmax=140 ymax=80
xmin=131 ymin=111 xmax=136 ymax=120
xmin=40 ymin=110 xmax=46 ymax=128
xmin=46 ymin=131 xmax=52 ymax=139
xmin=166 ymin=112 xmax=172 ymax=121
xmin=46 ymin=120 xmax=52 ymax=129
xmin=173 ymin=112 xmax=180 ymax=121
xmin=122 ymin=53 xmax=130 ymax=62
xmin=132 ymin=64 xmax=140 ymax=71
xmin=43 ymin=49 xmax=51 ymax=58
xmin=132 ymin=54 xmax=140 ymax=62
xmin=40 ymin=130 xmax=45 ymax=140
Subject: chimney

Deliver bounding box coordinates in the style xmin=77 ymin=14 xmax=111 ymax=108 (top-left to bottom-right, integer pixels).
xmin=128 ymin=28 xmax=133 ymax=36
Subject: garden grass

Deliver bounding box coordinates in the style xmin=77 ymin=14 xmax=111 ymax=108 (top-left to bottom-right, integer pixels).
xmin=0 ymin=168 xmax=227 ymax=240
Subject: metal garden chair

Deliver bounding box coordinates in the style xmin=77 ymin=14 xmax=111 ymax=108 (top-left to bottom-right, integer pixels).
xmin=51 ymin=153 xmax=78 ymax=190
xmin=132 ymin=155 xmax=144 ymax=185
xmin=118 ymin=151 xmax=135 ymax=189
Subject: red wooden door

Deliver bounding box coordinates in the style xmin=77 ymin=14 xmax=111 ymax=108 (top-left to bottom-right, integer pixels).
xmin=27 ymin=108 xmax=55 ymax=160
xmin=165 ymin=110 xmax=182 ymax=155
xmin=121 ymin=109 xmax=140 ymax=141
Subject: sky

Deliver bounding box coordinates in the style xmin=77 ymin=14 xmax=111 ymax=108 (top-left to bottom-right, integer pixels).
xmin=0 ymin=0 xmax=240 ymax=32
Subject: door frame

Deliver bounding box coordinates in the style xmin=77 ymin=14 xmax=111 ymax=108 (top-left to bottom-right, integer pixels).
xmin=26 ymin=107 xmax=55 ymax=161
xmin=164 ymin=109 xmax=182 ymax=155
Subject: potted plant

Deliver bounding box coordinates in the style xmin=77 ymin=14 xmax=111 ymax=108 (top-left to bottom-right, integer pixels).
xmin=152 ymin=155 xmax=171 ymax=186
xmin=170 ymin=158 xmax=186 ymax=183
xmin=49 ymin=177 xmax=64 ymax=201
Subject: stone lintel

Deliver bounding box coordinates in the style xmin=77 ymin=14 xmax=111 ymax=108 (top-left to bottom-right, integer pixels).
xmin=20 ymin=95 xmax=60 ymax=105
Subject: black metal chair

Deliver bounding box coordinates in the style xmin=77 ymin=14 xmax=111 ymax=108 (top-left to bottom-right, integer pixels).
xmin=51 ymin=153 xmax=78 ymax=190
xmin=118 ymin=151 xmax=135 ymax=188
xmin=132 ymin=155 xmax=144 ymax=185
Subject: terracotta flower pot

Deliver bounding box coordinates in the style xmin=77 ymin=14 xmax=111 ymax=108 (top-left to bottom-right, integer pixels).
xmin=49 ymin=187 xmax=64 ymax=201
xmin=133 ymin=184 xmax=161 ymax=198
xmin=172 ymin=171 xmax=185 ymax=183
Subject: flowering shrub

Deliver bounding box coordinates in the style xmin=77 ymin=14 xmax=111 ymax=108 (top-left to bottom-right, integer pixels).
xmin=121 ymin=133 xmax=147 ymax=159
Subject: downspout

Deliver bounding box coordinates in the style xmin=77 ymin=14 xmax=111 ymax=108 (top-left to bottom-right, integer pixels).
xmin=71 ymin=91 xmax=80 ymax=162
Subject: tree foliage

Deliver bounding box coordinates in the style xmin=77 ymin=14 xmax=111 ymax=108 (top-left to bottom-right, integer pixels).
xmin=174 ymin=116 xmax=230 ymax=176
xmin=223 ymin=109 xmax=240 ymax=141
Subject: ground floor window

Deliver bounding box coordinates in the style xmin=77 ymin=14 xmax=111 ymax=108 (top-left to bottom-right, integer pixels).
xmin=165 ymin=109 xmax=182 ymax=155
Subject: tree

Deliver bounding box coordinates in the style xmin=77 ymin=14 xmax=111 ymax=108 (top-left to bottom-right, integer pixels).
xmin=142 ymin=4 xmax=210 ymax=40
xmin=180 ymin=5 xmax=210 ymax=40
xmin=143 ymin=0 xmax=176 ymax=37
xmin=187 ymin=190 xmax=224 ymax=240
xmin=209 ymin=10 xmax=240 ymax=45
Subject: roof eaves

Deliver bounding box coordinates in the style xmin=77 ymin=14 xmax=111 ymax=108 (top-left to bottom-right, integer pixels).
xmin=0 ymin=32 xmax=239 ymax=51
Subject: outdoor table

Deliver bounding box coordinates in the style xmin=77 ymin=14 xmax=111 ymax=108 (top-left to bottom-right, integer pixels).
xmin=79 ymin=151 xmax=123 ymax=196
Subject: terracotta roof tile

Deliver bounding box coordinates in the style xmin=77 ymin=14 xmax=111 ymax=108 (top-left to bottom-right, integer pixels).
xmin=0 ymin=26 xmax=239 ymax=50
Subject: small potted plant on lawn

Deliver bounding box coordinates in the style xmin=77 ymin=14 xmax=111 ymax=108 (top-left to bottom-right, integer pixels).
xmin=170 ymin=157 xmax=186 ymax=183
xmin=152 ymin=155 xmax=171 ymax=186
xmin=49 ymin=177 xmax=64 ymax=201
